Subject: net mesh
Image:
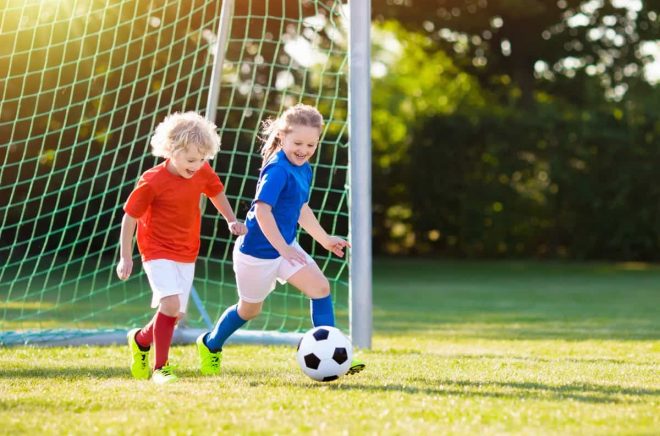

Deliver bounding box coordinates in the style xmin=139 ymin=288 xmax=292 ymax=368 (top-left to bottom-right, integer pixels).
xmin=0 ymin=0 xmax=349 ymax=345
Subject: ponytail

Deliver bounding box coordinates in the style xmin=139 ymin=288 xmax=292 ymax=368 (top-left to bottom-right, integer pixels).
xmin=259 ymin=118 xmax=281 ymax=167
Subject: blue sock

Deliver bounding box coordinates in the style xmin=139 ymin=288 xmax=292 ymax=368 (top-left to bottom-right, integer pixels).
xmin=205 ymin=304 xmax=247 ymax=352
xmin=310 ymin=295 xmax=335 ymax=327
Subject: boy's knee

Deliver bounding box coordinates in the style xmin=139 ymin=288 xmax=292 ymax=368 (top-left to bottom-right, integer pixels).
xmin=159 ymin=295 xmax=180 ymax=317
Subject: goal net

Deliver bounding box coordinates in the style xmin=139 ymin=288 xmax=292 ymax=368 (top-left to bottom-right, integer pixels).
xmin=0 ymin=0 xmax=351 ymax=346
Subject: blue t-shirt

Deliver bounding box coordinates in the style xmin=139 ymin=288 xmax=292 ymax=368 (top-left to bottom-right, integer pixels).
xmin=239 ymin=149 xmax=313 ymax=259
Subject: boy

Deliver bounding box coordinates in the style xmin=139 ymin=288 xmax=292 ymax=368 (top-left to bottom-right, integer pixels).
xmin=116 ymin=112 xmax=246 ymax=384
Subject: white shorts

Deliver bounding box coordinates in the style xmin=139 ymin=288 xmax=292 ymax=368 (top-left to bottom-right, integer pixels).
xmin=232 ymin=235 xmax=314 ymax=303
xmin=142 ymin=259 xmax=195 ymax=313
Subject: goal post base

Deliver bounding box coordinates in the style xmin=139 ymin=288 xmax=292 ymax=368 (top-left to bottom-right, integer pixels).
xmin=0 ymin=329 xmax=303 ymax=347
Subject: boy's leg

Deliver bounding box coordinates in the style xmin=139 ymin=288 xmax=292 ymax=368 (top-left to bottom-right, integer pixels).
xmin=135 ymin=312 xmax=157 ymax=347
xmin=141 ymin=259 xmax=193 ymax=383
xmin=153 ymin=296 xmax=179 ymax=371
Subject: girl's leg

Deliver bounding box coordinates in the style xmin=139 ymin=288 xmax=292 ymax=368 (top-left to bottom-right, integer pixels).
xmin=204 ymin=299 xmax=262 ymax=352
xmin=286 ymin=263 xmax=334 ymax=327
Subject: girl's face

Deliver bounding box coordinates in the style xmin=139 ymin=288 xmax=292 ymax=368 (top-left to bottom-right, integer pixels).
xmin=167 ymin=146 xmax=206 ymax=178
xmin=279 ymin=125 xmax=320 ymax=166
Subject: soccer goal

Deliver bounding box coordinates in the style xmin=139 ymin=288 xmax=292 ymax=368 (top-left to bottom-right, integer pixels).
xmin=0 ymin=0 xmax=371 ymax=348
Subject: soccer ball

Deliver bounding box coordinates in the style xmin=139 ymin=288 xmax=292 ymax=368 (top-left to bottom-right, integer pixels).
xmin=296 ymin=326 xmax=353 ymax=382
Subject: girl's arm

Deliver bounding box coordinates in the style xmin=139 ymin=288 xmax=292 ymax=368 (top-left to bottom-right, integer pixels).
xmin=298 ymin=203 xmax=350 ymax=258
xmin=210 ymin=192 xmax=247 ymax=235
xmin=255 ymin=201 xmax=308 ymax=265
xmin=116 ymin=213 xmax=137 ymax=280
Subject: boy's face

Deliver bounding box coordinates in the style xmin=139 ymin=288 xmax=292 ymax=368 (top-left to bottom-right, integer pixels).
xmin=168 ymin=146 xmax=206 ymax=179
xmin=279 ymin=125 xmax=320 ymax=166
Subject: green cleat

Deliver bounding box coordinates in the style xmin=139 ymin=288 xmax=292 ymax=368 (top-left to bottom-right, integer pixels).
xmin=196 ymin=333 xmax=222 ymax=376
xmin=127 ymin=328 xmax=150 ymax=380
xmin=347 ymin=358 xmax=365 ymax=375
xmin=152 ymin=363 xmax=178 ymax=384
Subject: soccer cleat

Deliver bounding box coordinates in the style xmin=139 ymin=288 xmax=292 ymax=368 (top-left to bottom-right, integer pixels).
xmin=127 ymin=328 xmax=150 ymax=380
xmin=152 ymin=363 xmax=178 ymax=384
xmin=347 ymin=358 xmax=365 ymax=375
xmin=196 ymin=333 xmax=222 ymax=376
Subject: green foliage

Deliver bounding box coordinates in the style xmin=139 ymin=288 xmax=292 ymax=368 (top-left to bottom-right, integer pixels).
xmin=370 ymin=20 xmax=660 ymax=260
xmin=373 ymin=0 xmax=660 ymax=104
xmin=371 ymin=22 xmax=485 ymax=252
xmin=392 ymin=89 xmax=660 ymax=259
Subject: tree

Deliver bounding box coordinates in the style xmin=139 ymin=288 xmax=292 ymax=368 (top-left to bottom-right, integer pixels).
xmin=373 ymin=0 xmax=660 ymax=107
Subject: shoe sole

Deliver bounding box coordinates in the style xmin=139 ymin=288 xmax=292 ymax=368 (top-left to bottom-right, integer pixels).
xmin=347 ymin=363 xmax=365 ymax=375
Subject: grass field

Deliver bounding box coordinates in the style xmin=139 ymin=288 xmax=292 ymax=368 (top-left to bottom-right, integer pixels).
xmin=1 ymin=259 xmax=658 ymax=434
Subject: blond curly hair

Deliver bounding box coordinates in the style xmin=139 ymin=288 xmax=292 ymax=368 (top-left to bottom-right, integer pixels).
xmin=150 ymin=112 xmax=220 ymax=159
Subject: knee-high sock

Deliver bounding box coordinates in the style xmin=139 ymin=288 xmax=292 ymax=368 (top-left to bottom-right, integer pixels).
xmin=205 ymin=305 xmax=247 ymax=353
xmin=153 ymin=311 xmax=177 ymax=370
xmin=310 ymin=294 xmax=335 ymax=327
xmin=135 ymin=312 xmax=157 ymax=349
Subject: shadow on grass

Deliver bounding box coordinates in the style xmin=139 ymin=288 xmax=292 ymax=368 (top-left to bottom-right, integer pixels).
xmin=323 ymin=379 xmax=659 ymax=404
xmin=0 ymin=366 xmax=128 ymax=379
xmin=372 ymin=349 xmax=658 ymax=367
xmin=216 ymin=366 xmax=658 ymax=405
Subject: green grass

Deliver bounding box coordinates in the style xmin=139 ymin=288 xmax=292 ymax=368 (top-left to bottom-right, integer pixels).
xmin=1 ymin=260 xmax=659 ymax=434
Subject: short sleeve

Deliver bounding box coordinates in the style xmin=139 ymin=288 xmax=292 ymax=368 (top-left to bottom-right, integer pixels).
xmin=124 ymin=178 xmax=155 ymax=218
xmin=201 ymin=162 xmax=224 ymax=198
xmin=255 ymin=165 xmax=287 ymax=207
xmin=305 ymin=165 xmax=313 ymax=201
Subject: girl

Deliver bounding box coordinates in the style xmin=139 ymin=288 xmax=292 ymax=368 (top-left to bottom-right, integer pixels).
xmin=116 ymin=111 xmax=247 ymax=384
xmin=196 ymin=104 xmax=364 ymax=376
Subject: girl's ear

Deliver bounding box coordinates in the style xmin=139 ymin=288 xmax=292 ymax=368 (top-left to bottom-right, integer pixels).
xmin=277 ymin=131 xmax=286 ymax=143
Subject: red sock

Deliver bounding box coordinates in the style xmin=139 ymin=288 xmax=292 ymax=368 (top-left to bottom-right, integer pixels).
xmin=153 ymin=311 xmax=177 ymax=370
xmin=135 ymin=313 xmax=157 ymax=348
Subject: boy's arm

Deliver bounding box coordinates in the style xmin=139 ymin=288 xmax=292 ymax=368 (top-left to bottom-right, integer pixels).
xmin=116 ymin=213 xmax=137 ymax=280
xmin=209 ymin=192 xmax=247 ymax=235
xmin=255 ymin=201 xmax=308 ymax=265
xmin=298 ymin=203 xmax=350 ymax=258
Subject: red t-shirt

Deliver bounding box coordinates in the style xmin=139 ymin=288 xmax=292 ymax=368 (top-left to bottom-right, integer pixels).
xmin=124 ymin=160 xmax=224 ymax=262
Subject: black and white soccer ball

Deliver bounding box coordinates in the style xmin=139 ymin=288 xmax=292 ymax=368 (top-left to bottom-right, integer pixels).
xmin=296 ymin=326 xmax=353 ymax=382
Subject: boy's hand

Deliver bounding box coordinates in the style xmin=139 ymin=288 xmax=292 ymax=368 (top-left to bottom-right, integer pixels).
xmin=278 ymin=245 xmax=309 ymax=266
xmin=116 ymin=258 xmax=133 ymax=280
xmin=228 ymin=221 xmax=247 ymax=236
xmin=322 ymin=236 xmax=350 ymax=258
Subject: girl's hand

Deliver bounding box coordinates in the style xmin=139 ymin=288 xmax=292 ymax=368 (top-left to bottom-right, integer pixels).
xmin=228 ymin=221 xmax=247 ymax=236
xmin=322 ymin=236 xmax=350 ymax=258
xmin=278 ymin=245 xmax=309 ymax=266
xmin=116 ymin=258 xmax=133 ymax=280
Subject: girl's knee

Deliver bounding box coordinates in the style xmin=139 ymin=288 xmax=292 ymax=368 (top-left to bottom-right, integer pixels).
xmin=318 ymin=278 xmax=330 ymax=297
xmin=237 ymin=301 xmax=262 ymax=320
